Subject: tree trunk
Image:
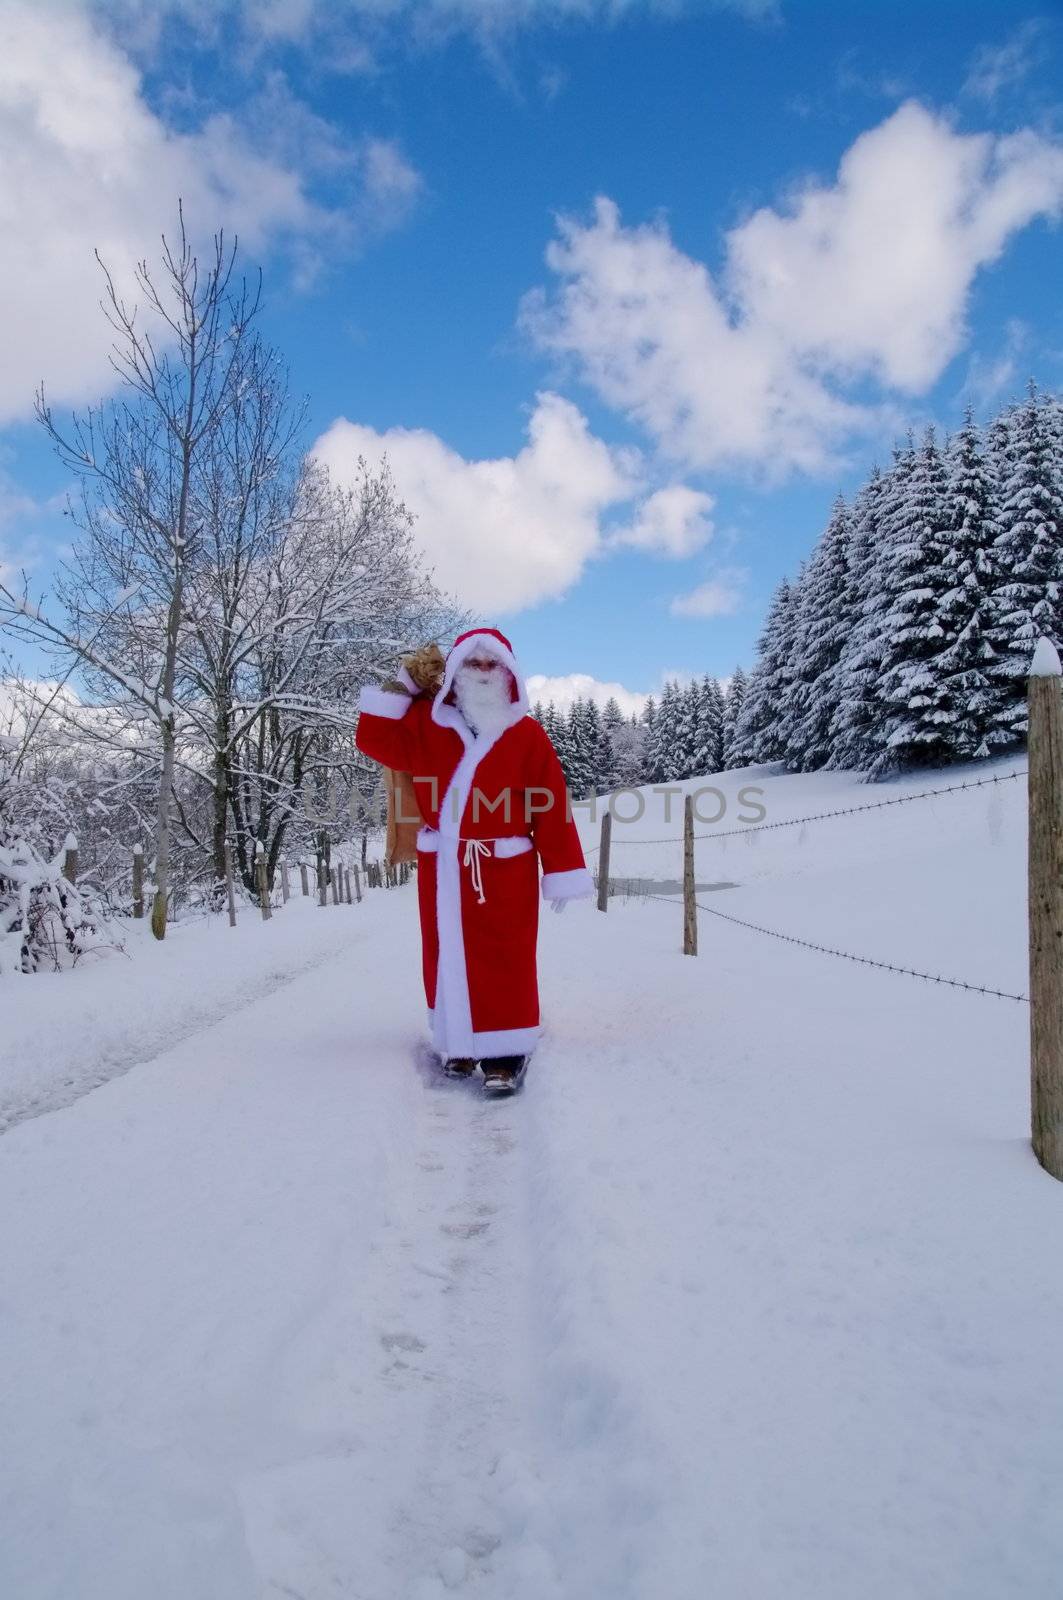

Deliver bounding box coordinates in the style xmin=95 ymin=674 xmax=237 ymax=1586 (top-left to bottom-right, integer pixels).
xmin=211 ymin=713 xmax=230 ymax=908
xmin=151 ymin=708 xmax=178 ymax=940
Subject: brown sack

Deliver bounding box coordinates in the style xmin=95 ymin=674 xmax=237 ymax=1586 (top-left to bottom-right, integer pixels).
xmin=380 ymin=643 xmax=446 ymax=866
xmin=384 ymin=766 xmax=422 ymax=865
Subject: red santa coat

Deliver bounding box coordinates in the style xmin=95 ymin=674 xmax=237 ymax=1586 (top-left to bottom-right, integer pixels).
xmin=355 ymin=628 xmax=593 ymax=1059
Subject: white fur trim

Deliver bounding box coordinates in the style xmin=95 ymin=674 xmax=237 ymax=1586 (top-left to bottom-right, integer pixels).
xmin=494 ymin=836 xmax=533 ymax=858
xmin=426 ymin=633 xmax=535 ymax=1057
xmin=418 ymin=827 xmax=530 ymax=859
xmin=431 ymin=632 xmax=529 ymax=728
xmin=541 ymin=867 xmax=594 ymax=902
xmin=427 ymin=1013 xmax=540 ymax=1058
xmin=431 ymin=716 xmax=533 ymax=1056
xmin=470 ymin=1025 xmax=540 ymax=1056
xmin=396 ymin=663 xmax=419 ymax=694
xmin=359 ymin=685 xmax=412 ymax=719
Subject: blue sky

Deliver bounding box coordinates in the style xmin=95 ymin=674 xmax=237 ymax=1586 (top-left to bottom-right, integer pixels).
xmin=0 ymin=0 xmax=1061 ymax=710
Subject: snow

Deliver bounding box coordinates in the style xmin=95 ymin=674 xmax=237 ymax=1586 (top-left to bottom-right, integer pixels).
xmin=2 ymin=755 xmax=1061 ymax=1598
xmin=0 ymin=895 xmax=373 ymax=1132
xmin=1030 ymin=635 xmax=1061 ymax=676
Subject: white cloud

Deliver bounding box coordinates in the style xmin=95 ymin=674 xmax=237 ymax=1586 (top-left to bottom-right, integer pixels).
xmin=521 ymin=102 xmax=1063 ymax=475
xmin=312 ymin=392 xmax=641 ymax=613
xmin=611 ymin=485 xmax=714 ymax=558
xmin=0 ymin=3 xmax=421 ymax=422
xmin=97 ymin=0 xmax=777 ymax=58
xmin=525 ymin=672 xmax=647 ymax=717
xmin=670 ymin=570 xmax=746 ymax=618
xmin=963 ymin=21 xmax=1049 ymax=103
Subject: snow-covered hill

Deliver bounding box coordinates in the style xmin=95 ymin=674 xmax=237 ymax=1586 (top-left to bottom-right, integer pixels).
xmin=2 ymin=755 xmax=1060 ymax=1599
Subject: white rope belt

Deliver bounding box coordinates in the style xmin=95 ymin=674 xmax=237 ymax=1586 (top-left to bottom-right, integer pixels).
xmin=462 ymin=838 xmax=491 ymax=905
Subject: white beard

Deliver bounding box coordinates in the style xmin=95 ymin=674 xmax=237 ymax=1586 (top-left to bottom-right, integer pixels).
xmin=455 ymin=667 xmax=514 ymax=737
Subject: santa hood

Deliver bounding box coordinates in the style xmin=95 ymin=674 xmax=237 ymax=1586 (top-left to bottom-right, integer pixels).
xmin=431 ymin=627 xmax=530 ymax=727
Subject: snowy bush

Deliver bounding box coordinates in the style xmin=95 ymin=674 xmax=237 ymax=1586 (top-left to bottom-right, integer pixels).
xmin=0 ymin=752 xmax=114 ymax=974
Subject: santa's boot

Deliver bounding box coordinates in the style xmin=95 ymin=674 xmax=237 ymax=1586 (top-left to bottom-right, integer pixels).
xmin=481 ymin=1056 xmax=527 ymax=1096
xmin=443 ymin=1057 xmax=477 ymax=1079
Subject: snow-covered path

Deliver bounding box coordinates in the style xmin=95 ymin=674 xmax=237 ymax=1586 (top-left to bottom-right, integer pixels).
xmin=4 ymin=761 xmax=1063 ymax=1598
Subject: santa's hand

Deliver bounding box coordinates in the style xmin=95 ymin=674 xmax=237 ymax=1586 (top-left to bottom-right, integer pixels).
xmin=548 ymin=898 xmax=567 ymax=915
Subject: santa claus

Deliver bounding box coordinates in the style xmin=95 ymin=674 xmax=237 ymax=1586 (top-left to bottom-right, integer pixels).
xmin=356 ymin=627 xmax=593 ymax=1095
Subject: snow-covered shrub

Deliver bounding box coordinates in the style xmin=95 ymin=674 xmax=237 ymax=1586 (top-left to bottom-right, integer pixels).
xmin=0 ymin=748 xmax=115 ymax=974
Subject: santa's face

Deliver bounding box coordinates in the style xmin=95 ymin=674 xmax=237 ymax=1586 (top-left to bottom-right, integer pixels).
xmin=455 ymin=651 xmax=515 ymax=735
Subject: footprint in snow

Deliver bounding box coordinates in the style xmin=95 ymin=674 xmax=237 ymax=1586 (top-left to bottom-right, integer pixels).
xmin=381 ymin=1331 xmax=426 ymax=1354
xmin=440 ymin=1219 xmax=490 ymax=1239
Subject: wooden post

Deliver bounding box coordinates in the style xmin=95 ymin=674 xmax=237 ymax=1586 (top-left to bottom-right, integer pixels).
xmin=299 ymin=861 xmax=309 ymax=897
xmin=353 ymin=865 xmax=362 ymax=903
xmin=683 ymin=793 xmax=697 ymax=957
xmin=62 ymin=832 xmax=78 ymax=885
xmin=344 ymin=866 xmax=352 ymax=904
xmin=224 ymin=844 xmax=237 ymax=928
xmin=596 ymin=809 xmax=612 ymax=912
xmin=132 ymin=843 xmax=145 ymax=919
xmin=280 ymin=856 xmax=290 ymax=903
xmin=1028 ymin=637 xmax=1063 ymax=1180
xmin=331 ymin=866 xmax=340 ymax=906
xmin=318 ymin=861 xmax=328 ymax=907
xmin=256 ymin=842 xmax=271 ymax=921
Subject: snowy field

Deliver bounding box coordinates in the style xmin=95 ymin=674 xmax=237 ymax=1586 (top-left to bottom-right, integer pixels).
xmin=3 ymin=755 xmax=1062 ymax=1599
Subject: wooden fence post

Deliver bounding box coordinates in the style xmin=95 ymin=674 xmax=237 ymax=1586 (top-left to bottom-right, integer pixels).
xmin=596 ymin=809 xmax=612 ymax=912
xmin=62 ymin=832 xmax=78 ymax=885
xmin=318 ymin=861 xmax=328 ymax=907
xmin=344 ymin=866 xmax=352 ymax=904
xmin=1028 ymin=637 xmax=1063 ymax=1180
xmin=256 ymin=842 xmax=271 ymax=921
xmin=331 ymin=866 xmax=340 ymax=906
xmin=353 ymin=865 xmax=362 ymax=903
xmin=280 ymin=856 xmax=290 ymax=903
xmin=224 ymin=843 xmax=237 ymax=928
xmin=683 ymin=793 xmax=697 ymax=956
xmin=132 ymin=843 xmax=145 ymax=919
xmin=300 ymin=861 xmax=309 ymax=897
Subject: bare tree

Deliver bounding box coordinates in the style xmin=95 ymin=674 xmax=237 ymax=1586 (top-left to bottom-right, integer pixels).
xmin=206 ymin=455 xmax=454 ymax=891
xmin=0 ymin=205 xmax=261 ymax=937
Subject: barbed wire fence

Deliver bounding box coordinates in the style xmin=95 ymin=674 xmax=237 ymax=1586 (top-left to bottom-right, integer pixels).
xmin=585 ymin=647 xmax=1063 ymax=1185
xmin=586 ymin=764 xmax=1030 ymax=1004
xmin=583 ymin=766 xmax=1026 ymax=855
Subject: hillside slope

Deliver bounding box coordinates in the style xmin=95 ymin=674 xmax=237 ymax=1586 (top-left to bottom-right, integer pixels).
xmin=2 ymin=756 xmax=1059 ymax=1599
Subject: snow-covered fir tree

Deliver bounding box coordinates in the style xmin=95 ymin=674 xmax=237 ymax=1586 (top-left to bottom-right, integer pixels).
xmin=721 ymin=667 xmax=747 ymax=768
xmin=871 ymin=428 xmax=954 ymax=775
xmin=827 ymin=468 xmax=890 ymax=772
xmin=780 ymin=496 xmax=852 ymax=772
xmin=932 ymin=409 xmax=1010 ymax=759
xmin=693 ymin=675 xmax=725 ymax=773
xmin=737 ymin=383 xmax=1063 ymax=780
xmin=732 ymin=577 xmax=797 ymax=765
xmin=988 ymin=382 xmax=1063 ymax=746
xmin=649 ymin=681 xmax=684 ymax=781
